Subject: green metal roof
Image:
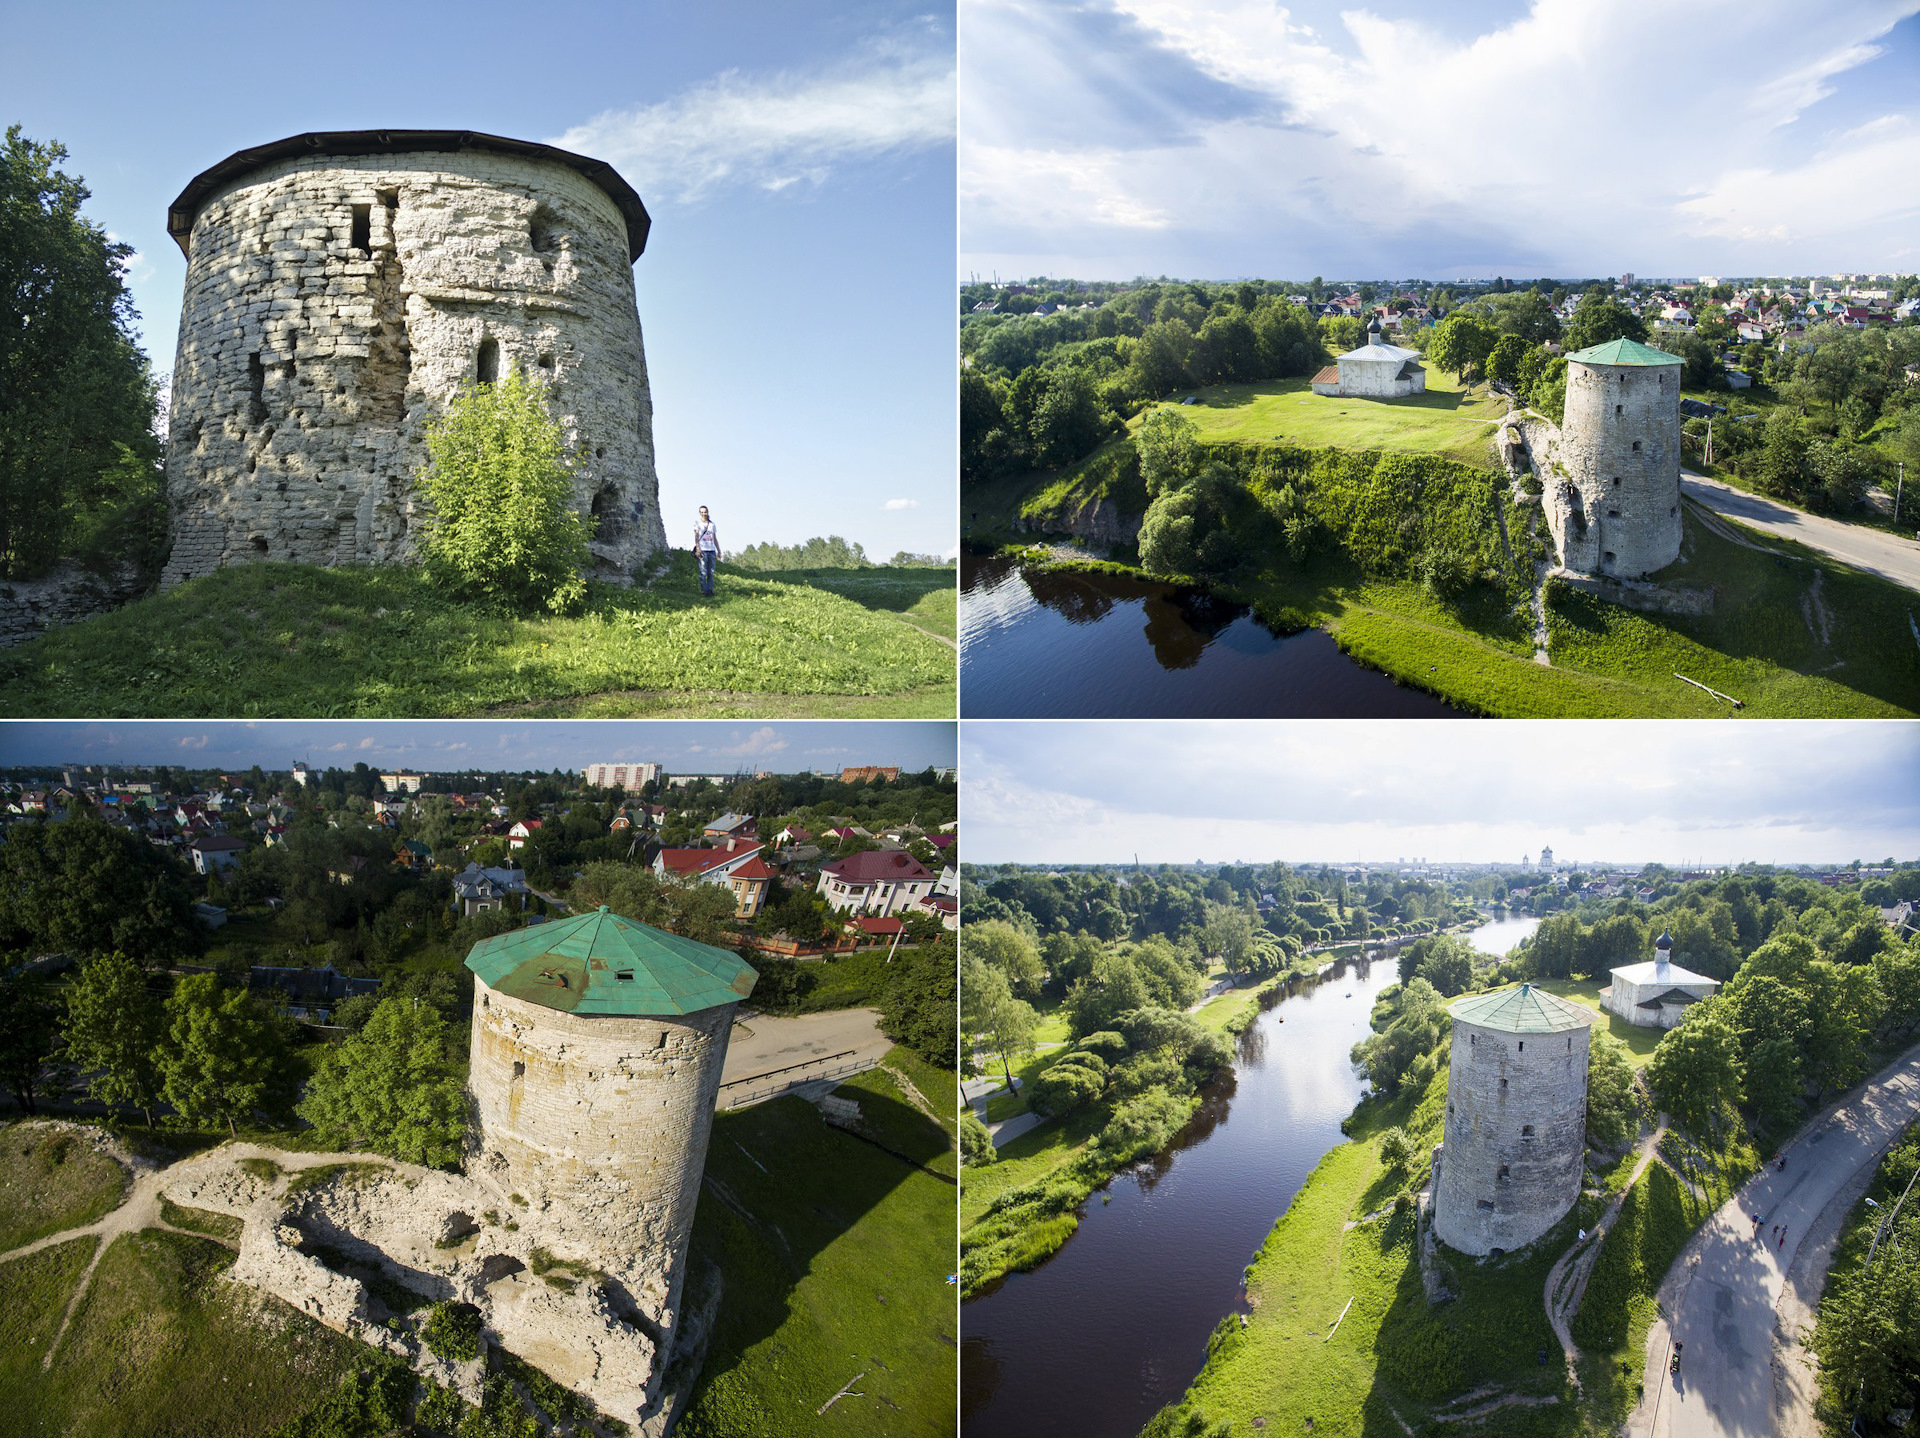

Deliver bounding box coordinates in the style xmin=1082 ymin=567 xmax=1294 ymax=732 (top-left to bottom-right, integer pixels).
xmin=1565 ymin=337 xmax=1682 ymax=367
xmin=1449 ymin=984 xmax=1596 ymax=1034
xmin=464 ymin=907 xmax=756 ymax=1017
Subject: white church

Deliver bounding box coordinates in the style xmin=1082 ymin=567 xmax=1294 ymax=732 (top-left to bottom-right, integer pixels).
xmin=1310 ymin=320 xmax=1427 ymax=399
xmin=1601 ymin=932 xmax=1720 ymax=1029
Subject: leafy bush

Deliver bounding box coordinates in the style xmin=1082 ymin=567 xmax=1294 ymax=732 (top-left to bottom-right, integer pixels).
xmin=1098 ymin=1086 xmax=1192 ymax=1161
xmin=416 ymin=369 xmax=593 ymax=614
xmin=960 ymin=1111 xmax=996 ymax=1166
xmin=418 ymin=1300 xmax=482 ymax=1362
xmin=1029 ymin=1056 xmax=1107 ymax=1116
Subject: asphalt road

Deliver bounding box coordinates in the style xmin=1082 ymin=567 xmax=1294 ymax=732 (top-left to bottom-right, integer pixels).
xmin=1681 ymin=471 xmax=1920 ymax=594
xmin=1633 ymin=1040 xmax=1920 ymax=1438
xmin=719 ymin=1006 xmax=888 ymax=1090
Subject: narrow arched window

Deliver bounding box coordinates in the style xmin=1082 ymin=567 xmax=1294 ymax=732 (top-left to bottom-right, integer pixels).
xmin=477 ymin=337 xmax=499 ymax=383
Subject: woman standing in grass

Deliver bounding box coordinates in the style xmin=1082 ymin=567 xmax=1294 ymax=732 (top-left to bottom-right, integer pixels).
xmin=693 ymin=506 xmax=720 ymax=597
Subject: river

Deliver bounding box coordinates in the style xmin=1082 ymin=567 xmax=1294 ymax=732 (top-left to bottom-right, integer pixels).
xmin=959 ymin=552 xmax=1464 ymax=718
xmin=960 ymin=914 xmax=1541 ymax=1438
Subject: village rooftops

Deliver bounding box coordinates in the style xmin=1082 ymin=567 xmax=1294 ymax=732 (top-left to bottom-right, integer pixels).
xmin=464 ymin=906 xmax=756 ymax=1017
xmin=656 ymin=842 xmax=765 ymax=877
xmin=1565 ymin=337 xmax=1683 ymax=367
xmin=822 ymin=849 xmax=936 ymax=884
xmin=1449 ymin=983 xmax=1597 ymax=1034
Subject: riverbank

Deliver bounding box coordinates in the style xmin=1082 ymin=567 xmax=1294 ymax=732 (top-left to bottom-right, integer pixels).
xmin=964 ymin=472 xmax=1920 ymax=718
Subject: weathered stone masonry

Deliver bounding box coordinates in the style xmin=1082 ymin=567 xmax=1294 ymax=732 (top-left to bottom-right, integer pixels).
xmin=161 ymin=130 xmax=668 ymax=588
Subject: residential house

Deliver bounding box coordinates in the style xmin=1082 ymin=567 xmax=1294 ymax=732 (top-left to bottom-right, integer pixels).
xmin=817 ymin=850 xmax=936 ymax=918
xmin=188 ymin=835 xmax=247 ymax=875
xmin=773 ymin=823 xmax=812 ymax=847
xmin=703 ymin=812 xmax=758 ymax=843
xmin=393 ymin=839 xmax=433 ymax=872
xmin=452 ymin=863 xmax=529 ymax=917
xmin=507 ymin=819 xmax=542 ymax=851
xmin=653 ymin=839 xmax=771 ymax=918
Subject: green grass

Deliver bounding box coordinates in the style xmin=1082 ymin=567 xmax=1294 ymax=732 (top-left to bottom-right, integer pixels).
xmin=1139 ymin=367 xmax=1508 ymax=470
xmin=1194 ymin=974 xmax=1292 ymax=1035
xmin=0 ymin=1237 xmax=100 ymax=1404
xmin=880 ymin=1046 xmax=960 ymax=1143
xmin=959 ymin=1108 xmax=1101 ymax=1229
xmin=9 ymin=1229 xmax=368 ymax=1437
xmin=677 ymin=1096 xmax=956 ymax=1438
xmin=834 ymin=1066 xmax=958 ymax=1178
xmin=980 ymin=1047 xmax=1070 ymax=1123
xmin=0 ymin=1125 xmax=130 ymax=1253
xmin=157 ymin=1198 xmax=243 ymax=1245
xmin=0 ymin=553 xmax=956 ymax=717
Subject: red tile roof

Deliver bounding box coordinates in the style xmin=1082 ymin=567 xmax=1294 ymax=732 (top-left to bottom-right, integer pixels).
xmin=658 ymin=844 xmax=765 ymax=877
xmin=854 ymin=916 xmax=904 ymax=934
xmin=1311 ymin=366 xmax=1340 ymax=385
xmin=823 ymin=850 xmax=933 ymax=884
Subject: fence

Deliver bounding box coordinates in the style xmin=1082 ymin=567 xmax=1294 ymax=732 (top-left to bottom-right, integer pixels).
xmin=718 ymin=1048 xmax=878 ymax=1109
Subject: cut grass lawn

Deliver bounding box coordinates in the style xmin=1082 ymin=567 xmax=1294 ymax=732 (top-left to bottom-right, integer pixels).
xmin=3 ymin=1229 xmax=368 ymax=1438
xmin=981 ymin=1047 xmax=1071 ymax=1123
xmin=834 ymin=1066 xmax=959 ymax=1179
xmin=0 ymin=553 xmax=956 ymax=717
xmin=1138 ymin=368 xmax=1508 ymax=471
xmin=0 ymin=1124 xmax=130 ymax=1252
xmin=677 ymin=1095 xmax=956 ymax=1438
xmin=880 ymin=1045 xmax=961 ymax=1143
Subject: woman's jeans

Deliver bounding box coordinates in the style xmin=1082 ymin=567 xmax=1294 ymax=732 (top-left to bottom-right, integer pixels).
xmin=699 ymin=548 xmax=717 ymax=595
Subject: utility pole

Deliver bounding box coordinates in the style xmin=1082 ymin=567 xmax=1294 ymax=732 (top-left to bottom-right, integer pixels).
xmin=1896 ymin=460 xmax=1904 ymax=523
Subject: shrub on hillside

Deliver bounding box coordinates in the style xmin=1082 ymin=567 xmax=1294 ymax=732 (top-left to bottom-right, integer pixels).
xmin=418 ymin=1301 xmax=482 ymax=1362
xmin=1029 ymin=1054 xmax=1107 ymax=1117
xmin=960 ymin=1111 xmax=996 ymax=1167
xmin=416 ymin=370 xmax=593 ymax=614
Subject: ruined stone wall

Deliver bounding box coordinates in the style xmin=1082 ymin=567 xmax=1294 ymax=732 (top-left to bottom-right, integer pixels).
xmin=1553 ymin=358 xmax=1683 ymax=579
xmin=467 ymin=978 xmax=734 ymax=1335
xmin=1432 ymin=1017 xmax=1590 ymax=1255
xmin=163 ymin=148 xmax=666 ymax=588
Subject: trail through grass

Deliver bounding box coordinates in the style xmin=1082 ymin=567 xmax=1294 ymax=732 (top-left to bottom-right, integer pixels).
xmin=0 ymin=1125 xmax=129 ymax=1252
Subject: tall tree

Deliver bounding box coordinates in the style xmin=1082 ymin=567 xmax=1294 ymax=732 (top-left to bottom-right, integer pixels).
xmin=298 ymin=996 xmax=466 ymax=1167
xmin=0 ymin=971 xmax=63 ymax=1115
xmin=0 ymin=814 xmax=203 ymax=962
xmin=158 ymin=974 xmax=290 ymax=1136
xmin=63 ymin=951 xmax=164 ymax=1127
xmin=0 ymin=127 xmax=161 ymax=578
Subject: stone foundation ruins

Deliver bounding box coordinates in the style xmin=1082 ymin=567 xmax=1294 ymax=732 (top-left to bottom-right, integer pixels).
xmin=161 ymin=130 xmax=667 ymax=589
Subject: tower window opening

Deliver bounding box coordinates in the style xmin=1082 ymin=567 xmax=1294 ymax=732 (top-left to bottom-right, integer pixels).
xmin=1498 ymin=1165 xmax=1510 ymax=1180
xmin=1499 ymin=1077 xmax=1508 ymax=1089
xmin=1632 ymin=440 xmax=1642 ymax=452
xmin=1613 ymin=477 xmax=1621 ymax=487
xmin=350 ymin=205 xmax=371 ymax=253
xmin=477 ymin=337 xmax=499 ymax=383
xmin=1603 ymin=551 xmax=1616 ymax=564
xmin=1608 ymin=509 xmax=1620 ymax=518
xmin=1521 ymin=1124 xmax=1535 ymax=1138
xmin=538 ymin=353 xmax=554 ymax=370
xmin=1517 ymin=1041 xmax=1524 ymax=1052
xmin=1615 ymin=404 xmax=1623 ymax=415
xmin=1478 ymin=1199 xmax=1495 ymax=1211
xmin=615 ymin=971 xmax=634 ymax=982
xmin=511 ymin=1060 xmax=525 ymax=1080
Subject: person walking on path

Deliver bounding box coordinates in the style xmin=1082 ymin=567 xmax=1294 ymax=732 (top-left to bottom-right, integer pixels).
xmin=693 ymin=506 xmax=720 ymax=598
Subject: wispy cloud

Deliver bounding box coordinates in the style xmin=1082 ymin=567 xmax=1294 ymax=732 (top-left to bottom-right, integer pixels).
xmin=884 ymin=497 xmax=920 ymax=510
xmin=551 ymin=37 xmax=954 ymax=204
xmin=177 ymin=734 xmax=208 ymax=750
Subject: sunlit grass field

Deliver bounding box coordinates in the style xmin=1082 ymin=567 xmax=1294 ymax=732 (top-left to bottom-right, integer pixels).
xmin=0 ymin=552 xmax=956 ymax=717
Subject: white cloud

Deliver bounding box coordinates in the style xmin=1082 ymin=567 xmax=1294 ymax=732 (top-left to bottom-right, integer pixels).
xmin=551 ymin=38 xmax=954 ymax=204
xmin=884 ymin=497 xmax=921 ymax=510
xmin=177 ymin=734 xmax=208 ymax=750
xmin=963 ymin=0 xmax=1920 ymax=275
xmin=689 ymin=726 xmax=790 ymax=760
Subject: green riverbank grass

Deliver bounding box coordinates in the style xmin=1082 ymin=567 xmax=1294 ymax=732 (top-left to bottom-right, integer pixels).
xmin=972 ymin=475 xmax=1920 ymax=717
xmin=0 ymin=554 xmax=956 ymax=717
xmin=1137 ymin=369 xmax=1507 ymax=470
xmin=0 ymin=1124 xmax=130 ymax=1251
xmin=677 ymin=1095 xmax=957 ymax=1438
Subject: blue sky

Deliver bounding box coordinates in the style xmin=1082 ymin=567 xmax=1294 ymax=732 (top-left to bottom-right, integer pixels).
xmin=0 ymin=721 xmax=956 ymax=775
xmin=4 ymin=0 xmax=956 ymax=558
xmin=962 ymin=721 xmax=1920 ymax=866
xmin=962 ymin=0 xmax=1920 ymax=282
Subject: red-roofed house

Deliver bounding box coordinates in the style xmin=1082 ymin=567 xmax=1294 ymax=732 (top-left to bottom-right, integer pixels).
xmin=507 ymin=819 xmax=543 ymax=851
xmin=916 ymin=892 xmax=960 ymax=931
xmin=817 ymin=849 xmax=935 ymax=918
xmin=652 ymin=839 xmax=771 ymax=918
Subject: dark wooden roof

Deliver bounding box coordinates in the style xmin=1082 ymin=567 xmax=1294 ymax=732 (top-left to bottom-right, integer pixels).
xmin=166 ymin=128 xmax=651 ymax=262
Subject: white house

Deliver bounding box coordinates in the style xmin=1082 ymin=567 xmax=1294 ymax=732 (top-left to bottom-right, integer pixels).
xmin=817 ymin=850 xmax=937 ymax=918
xmin=1601 ymin=933 xmax=1720 ymax=1029
xmin=188 ymin=835 xmax=247 ymax=875
xmin=1310 ymin=322 xmax=1427 ymax=399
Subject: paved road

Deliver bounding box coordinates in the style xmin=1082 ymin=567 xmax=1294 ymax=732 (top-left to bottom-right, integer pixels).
xmin=1681 ymin=471 xmax=1920 ymax=594
xmin=720 ymin=1006 xmax=887 ymax=1091
xmin=1631 ymin=1040 xmax=1920 ymax=1438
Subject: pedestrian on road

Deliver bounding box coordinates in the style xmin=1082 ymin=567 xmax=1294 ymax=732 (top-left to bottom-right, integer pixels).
xmin=693 ymin=506 xmax=720 ymax=598
xmin=1778 ymin=1227 xmax=1787 ymax=1250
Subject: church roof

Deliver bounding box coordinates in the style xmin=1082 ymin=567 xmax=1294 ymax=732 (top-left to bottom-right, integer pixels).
xmin=1450 ymin=983 xmax=1597 ymax=1034
xmin=1339 ymin=342 xmax=1421 ymax=363
xmin=465 ymin=906 xmax=756 ymax=1017
xmin=1636 ymin=987 xmax=1703 ymax=1009
xmin=1609 ymin=957 xmax=1718 ymax=988
xmin=1566 ymin=337 xmax=1682 ymax=367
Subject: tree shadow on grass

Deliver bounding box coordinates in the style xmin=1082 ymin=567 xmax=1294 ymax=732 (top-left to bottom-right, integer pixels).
xmin=747 ymin=565 xmax=956 ymax=618
xmin=678 ymin=1092 xmax=956 ymax=1436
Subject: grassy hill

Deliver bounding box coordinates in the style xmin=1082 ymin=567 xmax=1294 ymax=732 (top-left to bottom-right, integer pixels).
xmin=1142 ymin=367 xmax=1508 ymax=469
xmin=0 ymin=552 xmax=956 ymax=717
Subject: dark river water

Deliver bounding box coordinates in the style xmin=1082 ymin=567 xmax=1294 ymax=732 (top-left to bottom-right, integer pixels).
xmin=960 ymin=915 xmax=1541 ymax=1438
xmin=959 ymin=552 xmax=1464 ymax=719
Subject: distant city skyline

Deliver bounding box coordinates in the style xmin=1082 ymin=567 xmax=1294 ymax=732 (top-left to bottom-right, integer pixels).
xmin=0 ymin=721 xmax=957 ymax=775
xmin=962 ymin=720 xmax=1920 ymax=867
xmin=962 ymin=0 xmax=1920 ymax=282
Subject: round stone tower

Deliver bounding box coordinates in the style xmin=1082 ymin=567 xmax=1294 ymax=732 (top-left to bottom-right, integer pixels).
xmin=161 ymin=129 xmax=667 ymax=589
xmin=1545 ymin=337 xmax=1683 ymax=579
xmin=1432 ymin=984 xmax=1596 ymax=1256
xmin=464 ymin=906 xmax=756 ymax=1343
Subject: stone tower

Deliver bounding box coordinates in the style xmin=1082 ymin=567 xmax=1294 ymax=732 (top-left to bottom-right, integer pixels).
xmin=1539 ymin=337 xmax=1683 ymax=580
xmin=1432 ymin=984 xmax=1596 ymax=1256
xmin=464 ymin=906 xmax=757 ymax=1376
xmin=161 ymin=129 xmax=668 ymax=589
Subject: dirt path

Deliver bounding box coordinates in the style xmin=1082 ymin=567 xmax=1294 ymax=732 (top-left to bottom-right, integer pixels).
xmin=1545 ymin=1115 xmax=1670 ymax=1383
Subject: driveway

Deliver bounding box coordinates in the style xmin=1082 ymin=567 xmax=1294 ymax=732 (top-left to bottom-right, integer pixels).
xmin=1681 ymin=471 xmax=1920 ymax=594
xmin=1631 ymin=1040 xmax=1920 ymax=1438
xmin=720 ymin=1007 xmax=888 ymax=1090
